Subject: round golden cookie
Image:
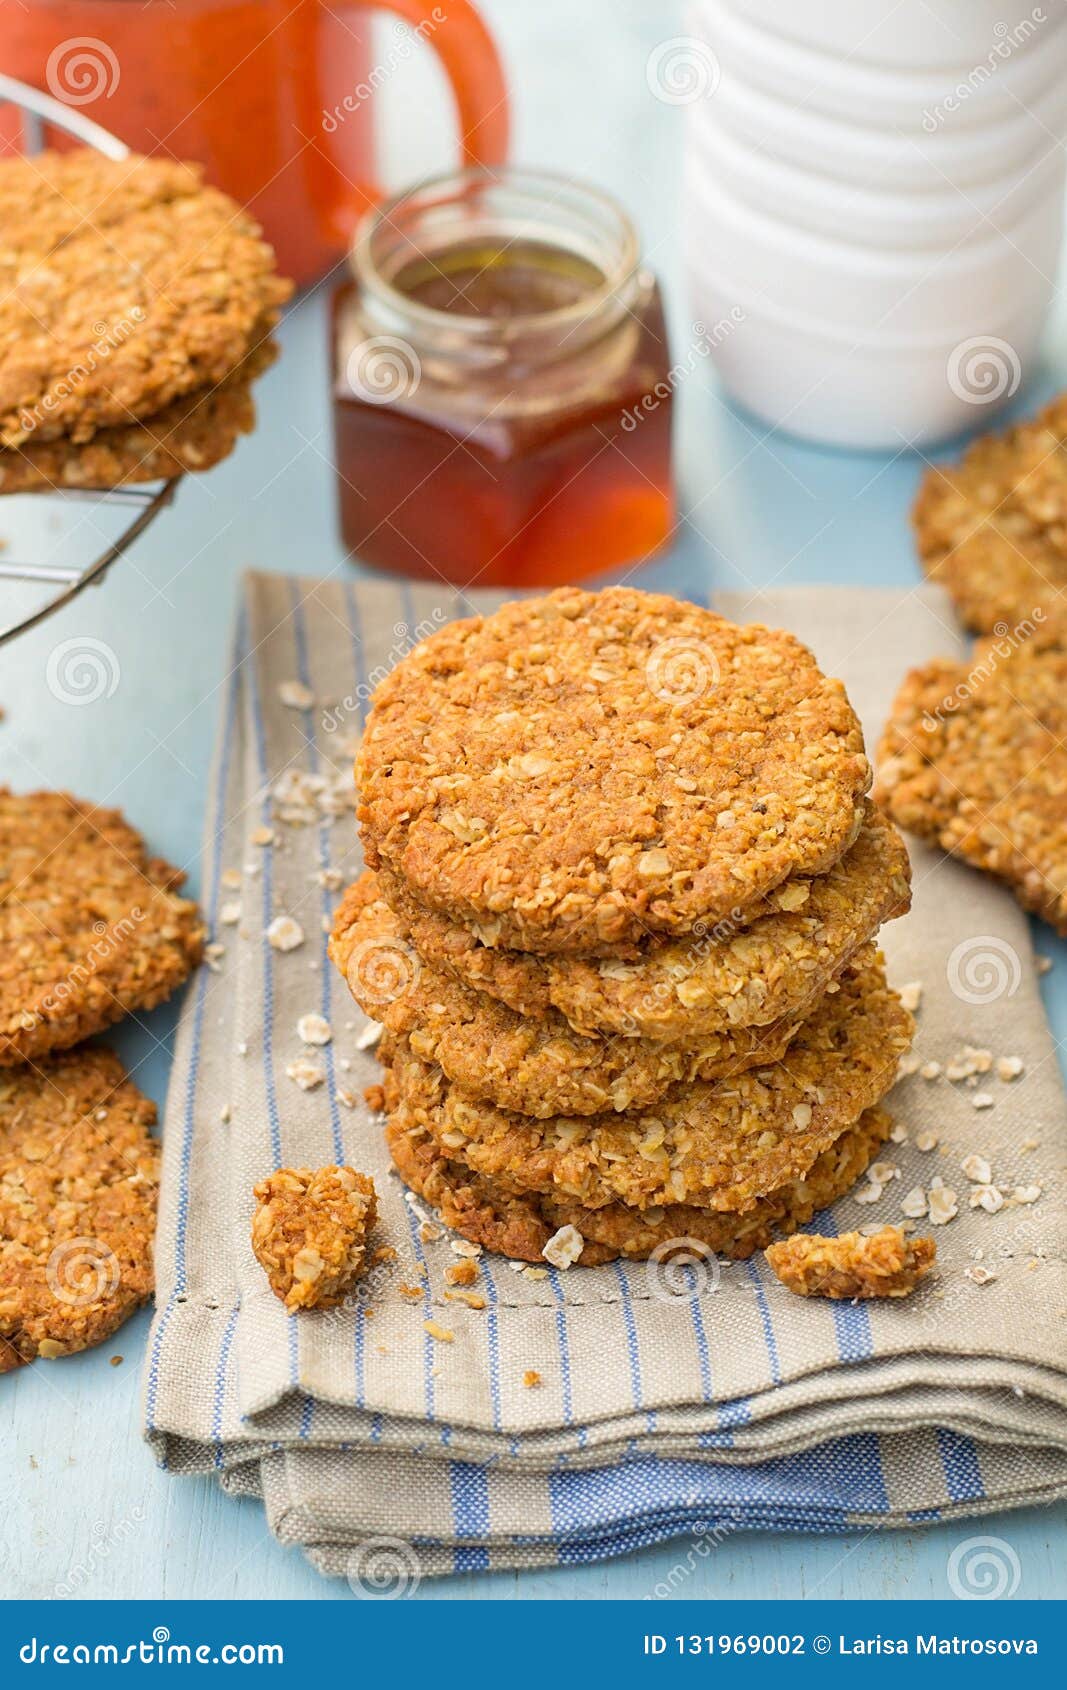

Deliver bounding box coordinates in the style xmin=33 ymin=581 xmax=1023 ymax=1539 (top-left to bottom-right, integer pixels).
xmin=378 ymin=803 xmax=910 ymax=1042
xmin=914 ymin=391 xmax=1067 ymax=636
xmin=331 ymin=874 xmax=803 ymax=1116
xmin=356 ymin=587 xmax=871 ymax=956
xmin=0 ymin=1048 xmax=159 ymax=1370
xmin=0 ymin=789 xmax=205 ymax=1067
xmin=385 ymin=1102 xmax=893 ymax=1265
xmin=381 ymin=947 xmax=912 ymax=1214
xmin=877 ymin=639 xmax=1067 ymax=933
xmin=0 ymin=150 xmax=292 ymax=447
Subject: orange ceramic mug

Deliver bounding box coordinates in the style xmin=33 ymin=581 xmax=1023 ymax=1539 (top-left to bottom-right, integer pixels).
xmin=0 ymin=0 xmax=509 ymax=287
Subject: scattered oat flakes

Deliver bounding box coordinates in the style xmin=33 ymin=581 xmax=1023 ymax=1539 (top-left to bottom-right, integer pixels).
xmin=969 ymin=1184 xmax=1005 ymax=1214
xmin=297 ymin=1013 xmax=332 ymax=1046
xmin=542 ymin=1225 xmax=583 ymax=1269
xmin=1012 ymin=1184 xmax=1042 ymax=1205
xmin=419 ymin=1221 xmax=443 ymax=1244
xmin=964 ymin=1264 xmax=997 ymax=1285
xmin=445 ymin=1259 xmax=479 ymax=1288
xmin=316 ymin=866 xmax=343 ymax=890
xmin=250 ymin=825 xmax=275 ymax=847
xmin=221 ymin=868 xmax=243 ymax=890
xmin=920 ymin=1061 xmax=941 ymax=1081
xmin=203 ymin=942 xmax=225 ymax=972
xmin=285 ymin=1057 xmax=324 ymax=1091
xmin=901 ymin=1186 xmax=929 ymax=1219
xmin=423 ymin=1320 xmax=454 ymax=1343
xmin=961 ymin=1154 xmax=992 ymax=1185
xmin=355 ymin=1021 xmax=383 ymax=1052
xmin=278 ymin=680 xmax=315 ymax=710
xmin=972 ymin=1091 xmax=995 ymax=1110
xmin=1021 ymin=1137 xmax=1039 ymax=1153
xmin=338 ymin=1087 xmax=359 ymax=1110
xmin=1037 ymin=955 xmax=1053 ymax=976
xmin=266 ymin=915 xmax=304 ymax=952
xmin=890 ymin=1122 xmax=910 ymax=1144
xmin=219 ymin=900 xmax=242 ymax=927
xmin=450 ymin=1239 xmax=482 ymax=1259
xmin=854 ymin=1182 xmax=884 ymax=1205
xmin=219 ymin=1103 xmax=231 ymax=1125
xmin=898 ymin=981 xmax=923 ymax=1013
xmin=996 ymin=1056 xmax=1024 ymax=1081
xmin=445 ymin=1289 xmax=486 ymax=1310
xmin=522 ymin=1266 xmax=548 ymax=1280
xmin=927 ymin=1181 xmax=959 ymax=1225
xmin=915 ymin=1130 xmax=939 ymax=1151
xmin=897 ymin=1053 xmax=920 ymax=1078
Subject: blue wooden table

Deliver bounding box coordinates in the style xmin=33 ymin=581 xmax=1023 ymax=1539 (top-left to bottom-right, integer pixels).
xmin=3 ymin=0 xmax=1066 ymax=1601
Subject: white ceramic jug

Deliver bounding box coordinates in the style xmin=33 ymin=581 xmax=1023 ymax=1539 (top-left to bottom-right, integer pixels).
xmin=682 ymin=0 xmax=1067 ymax=448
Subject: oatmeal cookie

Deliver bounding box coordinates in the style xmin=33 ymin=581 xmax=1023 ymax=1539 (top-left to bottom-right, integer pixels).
xmin=0 ymin=150 xmax=292 ymax=447
xmin=378 ymin=804 xmax=910 ymax=1041
xmin=876 ymin=642 xmax=1067 ymax=932
xmin=0 ymin=1049 xmax=159 ymax=1370
xmin=356 ymin=587 xmax=871 ymax=955
xmin=251 ymin=1166 xmax=377 ymax=1311
xmin=381 ymin=948 xmax=913 ymax=1214
xmin=765 ymin=1225 xmax=936 ymax=1300
xmin=331 ymin=873 xmax=803 ymax=1115
xmin=387 ymin=1102 xmax=892 ymax=1264
xmin=914 ymin=391 xmax=1067 ymax=635
xmin=0 ymin=789 xmax=205 ymax=1066
xmin=0 ymin=335 xmax=277 ymax=493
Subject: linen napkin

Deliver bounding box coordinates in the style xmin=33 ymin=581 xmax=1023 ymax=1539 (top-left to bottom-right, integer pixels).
xmin=142 ymin=574 xmax=1067 ymax=1582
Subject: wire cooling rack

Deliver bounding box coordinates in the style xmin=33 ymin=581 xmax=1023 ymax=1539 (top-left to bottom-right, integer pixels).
xmin=0 ymin=73 xmax=180 ymax=646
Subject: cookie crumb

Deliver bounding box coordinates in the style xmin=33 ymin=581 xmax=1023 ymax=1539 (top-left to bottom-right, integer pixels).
xmin=267 ymin=915 xmax=304 ymax=952
xmin=542 ymin=1225 xmax=583 ymax=1269
xmin=297 ymin=1013 xmax=332 ymax=1046
xmin=251 ymin=1165 xmax=377 ymax=1310
xmin=765 ymin=1226 xmax=936 ymax=1300
xmin=423 ymin=1320 xmax=454 ymax=1342
xmin=445 ymin=1258 xmax=479 ymax=1288
xmin=523 ymin=1370 xmax=542 ymax=1389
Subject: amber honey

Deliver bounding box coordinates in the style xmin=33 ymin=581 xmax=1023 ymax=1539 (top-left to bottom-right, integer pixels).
xmin=332 ymin=170 xmax=675 ymax=588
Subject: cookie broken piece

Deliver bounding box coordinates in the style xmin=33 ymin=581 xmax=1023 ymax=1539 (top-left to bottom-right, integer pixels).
xmin=876 ymin=642 xmax=1067 ymax=933
xmin=251 ymin=1166 xmax=377 ymax=1311
xmin=0 ymin=1048 xmax=159 ymax=1371
xmin=0 ymin=789 xmax=205 ymax=1066
xmin=765 ymin=1225 xmax=936 ymax=1300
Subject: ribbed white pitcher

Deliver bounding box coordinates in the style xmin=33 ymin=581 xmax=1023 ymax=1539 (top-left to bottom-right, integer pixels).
xmin=683 ymin=0 xmax=1067 ymax=448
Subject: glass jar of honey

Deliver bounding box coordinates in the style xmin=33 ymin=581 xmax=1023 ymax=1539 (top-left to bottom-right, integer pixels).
xmin=332 ymin=169 xmax=675 ymax=588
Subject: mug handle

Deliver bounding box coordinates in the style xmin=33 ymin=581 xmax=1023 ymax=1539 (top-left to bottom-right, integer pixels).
xmin=317 ymin=0 xmax=509 ymax=229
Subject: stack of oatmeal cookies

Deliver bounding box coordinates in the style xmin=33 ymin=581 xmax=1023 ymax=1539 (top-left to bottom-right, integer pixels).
xmin=331 ymin=587 xmax=915 ymax=1267
xmin=0 ymin=151 xmax=291 ymax=492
